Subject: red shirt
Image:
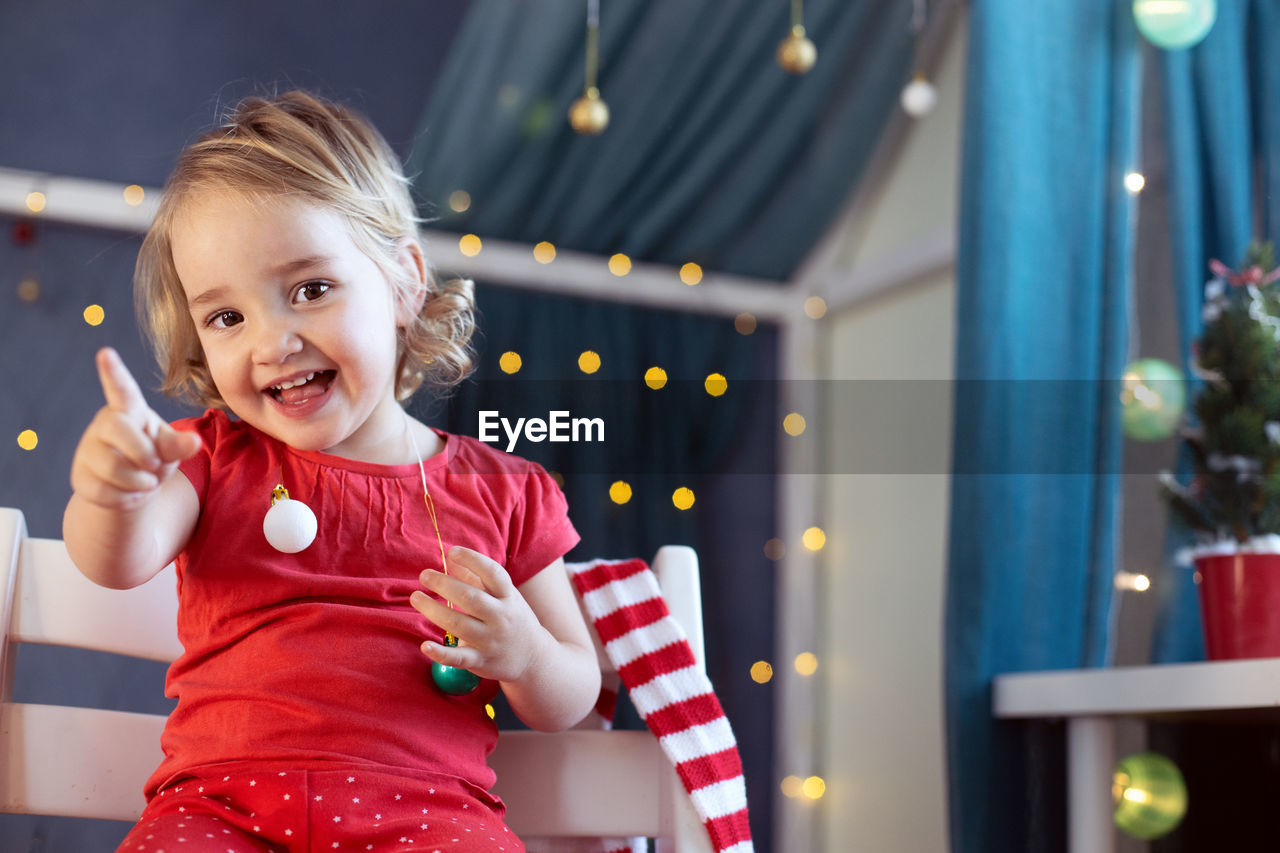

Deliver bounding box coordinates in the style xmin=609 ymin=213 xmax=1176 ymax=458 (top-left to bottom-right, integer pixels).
xmin=147 ymin=409 xmax=579 ymax=799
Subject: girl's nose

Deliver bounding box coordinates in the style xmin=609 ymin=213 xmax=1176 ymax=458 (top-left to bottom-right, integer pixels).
xmin=251 ymin=319 xmax=304 ymax=364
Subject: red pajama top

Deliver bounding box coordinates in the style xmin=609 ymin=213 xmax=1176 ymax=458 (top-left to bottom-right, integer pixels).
xmin=146 ymin=409 xmax=580 ymax=801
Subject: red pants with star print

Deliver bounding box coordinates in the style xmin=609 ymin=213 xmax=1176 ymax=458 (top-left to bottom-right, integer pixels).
xmin=116 ymin=764 xmax=524 ymax=853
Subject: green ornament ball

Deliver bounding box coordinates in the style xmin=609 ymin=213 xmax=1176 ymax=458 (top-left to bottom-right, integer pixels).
xmin=1114 ymin=752 xmax=1188 ymax=841
xmin=432 ymin=661 xmax=481 ymax=695
xmin=1133 ymin=0 xmax=1216 ymax=50
xmin=1121 ymin=359 xmax=1186 ymax=441
xmin=431 ymin=635 xmax=480 ymax=695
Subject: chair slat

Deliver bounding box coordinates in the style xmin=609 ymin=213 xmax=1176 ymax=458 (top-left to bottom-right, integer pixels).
xmin=491 ymin=730 xmax=666 ymax=837
xmin=0 ymin=509 xmax=24 ymax=701
xmin=654 ymin=545 xmax=703 ymax=669
xmin=14 ymin=539 xmax=181 ymax=663
xmin=0 ymin=702 xmax=163 ymax=821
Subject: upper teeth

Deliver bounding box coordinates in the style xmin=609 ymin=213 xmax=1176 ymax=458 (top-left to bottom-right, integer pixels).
xmin=272 ymin=372 xmax=317 ymax=390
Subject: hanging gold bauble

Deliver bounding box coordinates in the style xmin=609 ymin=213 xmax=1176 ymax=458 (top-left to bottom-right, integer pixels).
xmin=569 ymin=87 xmax=610 ymax=135
xmin=777 ymin=26 xmax=817 ymax=74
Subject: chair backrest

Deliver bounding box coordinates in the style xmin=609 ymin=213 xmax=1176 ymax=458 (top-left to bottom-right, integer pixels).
xmin=0 ymin=507 xmax=712 ymax=852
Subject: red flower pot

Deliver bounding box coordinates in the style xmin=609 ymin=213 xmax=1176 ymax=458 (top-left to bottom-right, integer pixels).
xmin=1195 ymin=552 xmax=1280 ymax=659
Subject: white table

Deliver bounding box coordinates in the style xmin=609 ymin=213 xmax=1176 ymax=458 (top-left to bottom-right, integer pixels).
xmin=993 ymin=658 xmax=1280 ymax=853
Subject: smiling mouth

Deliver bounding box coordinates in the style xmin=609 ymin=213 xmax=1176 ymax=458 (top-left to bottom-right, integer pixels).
xmin=268 ymin=370 xmax=336 ymax=404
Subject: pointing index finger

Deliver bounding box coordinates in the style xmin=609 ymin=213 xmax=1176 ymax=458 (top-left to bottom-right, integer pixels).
xmin=96 ymin=347 xmax=150 ymax=420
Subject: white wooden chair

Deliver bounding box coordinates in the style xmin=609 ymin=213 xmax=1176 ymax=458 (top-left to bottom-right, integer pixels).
xmin=0 ymin=506 xmax=713 ymax=852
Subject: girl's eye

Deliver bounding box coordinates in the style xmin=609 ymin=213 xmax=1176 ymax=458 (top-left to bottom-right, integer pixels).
xmin=206 ymin=310 xmax=243 ymax=329
xmin=294 ymin=281 xmax=331 ymax=303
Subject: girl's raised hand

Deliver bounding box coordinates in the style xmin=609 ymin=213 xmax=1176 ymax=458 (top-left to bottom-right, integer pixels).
xmin=70 ymin=347 xmax=202 ymax=510
xmin=409 ymin=546 xmax=548 ymax=684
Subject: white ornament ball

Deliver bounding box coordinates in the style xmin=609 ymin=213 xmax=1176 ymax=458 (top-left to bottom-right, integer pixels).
xmin=901 ymin=77 xmax=938 ymax=117
xmin=263 ymin=498 xmax=317 ymax=553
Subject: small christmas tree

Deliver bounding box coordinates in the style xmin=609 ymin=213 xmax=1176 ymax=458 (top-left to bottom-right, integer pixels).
xmin=1161 ymin=242 xmax=1280 ymax=544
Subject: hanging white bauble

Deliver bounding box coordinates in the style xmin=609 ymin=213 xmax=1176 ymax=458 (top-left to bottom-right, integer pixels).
xmin=264 ymin=496 xmax=317 ymax=553
xmin=901 ymin=75 xmax=938 ymax=117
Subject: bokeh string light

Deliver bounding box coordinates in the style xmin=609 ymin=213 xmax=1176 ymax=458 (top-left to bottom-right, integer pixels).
xmin=794 ymin=652 xmax=819 ymax=676
xmin=1133 ymin=0 xmax=1216 ymax=50
xmin=448 ymin=190 xmax=471 ymax=213
xmin=608 ymin=253 xmax=631 ymax=276
xmin=783 ymin=412 xmax=807 ymax=436
xmin=609 ymin=481 xmax=632 ymax=505
xmin=750 ymin=661 xmax=774 ymax=684
xmin=498 ymin=351 xmax=522 ymax=374
xmin=532 ymin=241 xmax=556 ymax=263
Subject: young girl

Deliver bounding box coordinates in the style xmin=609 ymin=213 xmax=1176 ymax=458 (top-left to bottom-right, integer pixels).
xmin=64 ymin=91 xmax=600 ymax=853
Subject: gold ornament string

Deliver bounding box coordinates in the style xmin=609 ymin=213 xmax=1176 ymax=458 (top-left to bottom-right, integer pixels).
xmin=421 ymin=490 xmax=456 ymax=644
xmin=408 ymin=422 xmax=458 ymax=644
xmin=585 ymin=0 xmax=600 ymax=97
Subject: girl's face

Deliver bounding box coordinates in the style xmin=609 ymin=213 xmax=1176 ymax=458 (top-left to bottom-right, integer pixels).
xmin=170 ymin=191 xmax=424 ymax=462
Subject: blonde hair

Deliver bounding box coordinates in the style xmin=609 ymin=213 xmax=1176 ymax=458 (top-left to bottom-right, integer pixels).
xmin=135 ymin=90 xmax=474 ymax=407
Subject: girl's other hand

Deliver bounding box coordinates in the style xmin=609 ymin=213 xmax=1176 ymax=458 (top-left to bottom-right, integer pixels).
xmin=70 ymin=347 xmax=202 ymax=510
xmin=410 ymin=546 xmax=548 ymax=684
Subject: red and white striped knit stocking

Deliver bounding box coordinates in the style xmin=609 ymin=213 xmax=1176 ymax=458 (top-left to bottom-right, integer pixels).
xmin=568 ymin=558 xmax=754 ymax=853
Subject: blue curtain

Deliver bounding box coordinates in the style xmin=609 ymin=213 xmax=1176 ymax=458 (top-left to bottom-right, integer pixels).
xmin=946 ymin=2 xmax=1139 ymax=851
xmin=1150 ymin=0 xmax=1280 ymax=665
